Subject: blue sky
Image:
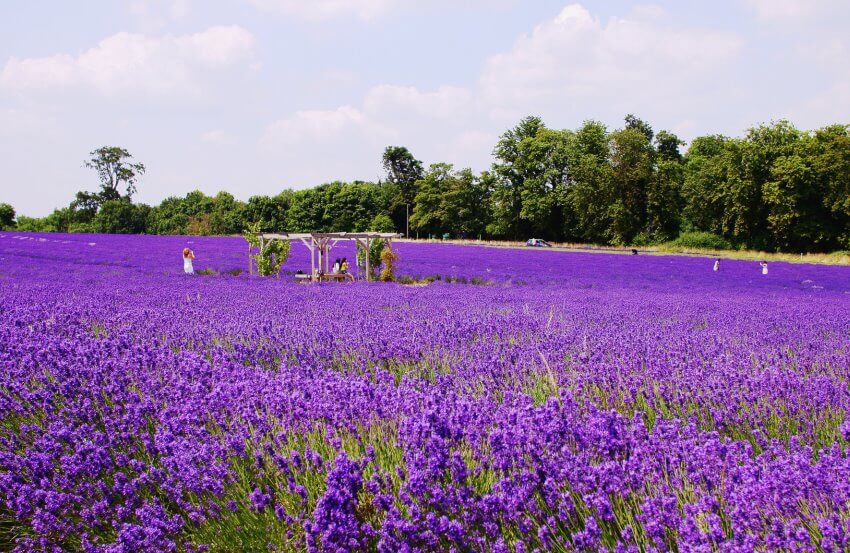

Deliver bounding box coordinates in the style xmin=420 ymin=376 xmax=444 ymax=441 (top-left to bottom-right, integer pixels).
xmin=1 ymin=0 xmax=848 ymax=216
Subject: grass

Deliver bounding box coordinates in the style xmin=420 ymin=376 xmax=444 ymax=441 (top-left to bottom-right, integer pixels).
xmin=402 ymin=238 xmax=850 ymax=266
xmin=196 ymin=268 xmax=245 ymax=276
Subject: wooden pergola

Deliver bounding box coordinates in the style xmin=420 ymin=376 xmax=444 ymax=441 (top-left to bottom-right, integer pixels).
xmin=259 ymin=232 xmax=401 ymax=282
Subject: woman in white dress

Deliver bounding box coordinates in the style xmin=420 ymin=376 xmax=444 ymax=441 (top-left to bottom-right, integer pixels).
xmin=760 ymin=261 xmax=768 ymax=275
xmin=713 ymin=259 xmax=720 ymax=272
xmin=183 ymin=247 xmax=195 ymax=274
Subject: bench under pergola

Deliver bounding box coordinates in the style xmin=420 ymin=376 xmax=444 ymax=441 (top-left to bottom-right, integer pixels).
xmin=259 ymin=232 xmax=401 ymax=282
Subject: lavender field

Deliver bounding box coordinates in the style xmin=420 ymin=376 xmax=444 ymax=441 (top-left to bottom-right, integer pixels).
xmin=1 ymin=232 xmax=850 ymax=552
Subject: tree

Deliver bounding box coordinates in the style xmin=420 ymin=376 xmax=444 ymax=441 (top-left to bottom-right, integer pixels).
xmin=491 ymin=116 xmax=547 ymax=239
xmin=209 ymin=191 xmax=246 ymax=235
xmin=70 ymin=191 xmax=100 ymax=224
xmin=0 ymin=203 xmax=15 ymax=229
xmin=682 ymin=135 xmax=731 ymax=235
xmin=370 ymin=213 xmax=396 ymax=232
xmin=84 ymin=147 xmax=146 ymax=201
xmin=624 ymin=114 xmax=654 ymax=142
xmin=287 ymin=188 xmax=325 ymax=232
xmin=607 ymin=127 xmax=654 ymax=244
xmin=644 ymin=130 xmax=685 ymax=241
xmin=382 ymin=146 xmax=424 ymax=205
xmin=441 ymin=168 xmax=493 ymax=238
xmin=94 ymin=199 xmax=148 ymax=234
xmin=566 ymin=121 xmax=612 ymax=243
xmin=244 ymin=221 xmax=290 ymax=276
xmin=246 ymin=191 xmax=293 ymax=232
xmin=655 ymin=130 xmax=684 ymax=162
xmin=410 ymin=163 xmax=452 ymax=236
xmin=382 ymin=146 xmax=423 ymax=235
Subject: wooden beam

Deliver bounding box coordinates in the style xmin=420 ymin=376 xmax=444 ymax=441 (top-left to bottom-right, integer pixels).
xmin=365 ymin=237 xmax=370 ymax=282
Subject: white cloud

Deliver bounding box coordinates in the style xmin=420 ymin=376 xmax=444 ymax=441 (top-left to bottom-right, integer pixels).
xmin=259 ymin=105 xmax=398 ymax=184
xmin=743 ymin=0 xmax=846 ymax=21
xmin=247 ymin=0 xmax=395 ymax=21
xmin=261 ymin=105 xmax=395 ymax=148
xmin=363 ymin=85 xmax=474 ymax=120
xmin=200 ymin=129 xmax=230 ymax=144
xmin=0 ymin=26 xmax=256 ymax=98
xmin=130 ymin=0 xmax=191 ymax=30
xmin=479 ymin=3 xmax=742 ymax=125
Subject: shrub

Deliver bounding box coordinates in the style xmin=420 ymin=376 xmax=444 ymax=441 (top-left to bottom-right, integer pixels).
xmin=0 ymin=203 xmax=15 ymax=230
xmin=243 ymin=222 xmax=290 ymax=277
xmin=357 ymin=238 xmax=384 ymax=278
xmin=379 ymin=245 xmax=398 ymax=282
xmin=668 ymin=231 xmax=733 ymax=251
xmin=370 ymin=214 xmax=396 ymax=233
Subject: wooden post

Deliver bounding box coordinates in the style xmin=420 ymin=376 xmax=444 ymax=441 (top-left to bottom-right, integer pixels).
xmin=311 ymin=237 xmax=316 ymax=281
xmin=365 ymin=237 xmax=370 ymax=282
xmin=258 ymin=236 xmax=265 ymax=276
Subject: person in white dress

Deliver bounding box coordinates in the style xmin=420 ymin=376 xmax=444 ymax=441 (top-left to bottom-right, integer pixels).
xmin=713 ymin=259 xmax=720 ymax=272
xmin=183 ymin=247 xmax=195 ymax=274
xmin=760 ymin=261 xmax=768 ymax=275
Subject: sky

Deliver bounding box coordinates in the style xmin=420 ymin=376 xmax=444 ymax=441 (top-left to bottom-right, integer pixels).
xmin=1 ymin=0 xmax=849 ymax=216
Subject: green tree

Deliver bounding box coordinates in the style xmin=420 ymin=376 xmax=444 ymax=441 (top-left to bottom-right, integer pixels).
xmin=565 ymin=121 xmax=613 ymax=243
xmin=410 ymin=163 xmax=452 ymax=236
xmin=209 ymin=191 xmax=246 ymax=235
xmin=70 ymin=191 xmax=100 ymax=224
xmin=607 ymin=126 xmax=654 ymax=244
xmin=441 ymin=168 xmax=493 ymax=238
xmin=624 ymin=114 xmax=654 ymax=142
xmin=644 ymin=130 xmax=685 ymax=242
xmin=811 ymin=124 xmax=850 ymax=248
xmin=382 ymin=146 xmax=424 ymax=205
xmin=733 ymin=121 xmax=801 ymax=249
xmin=84 ymin=146 xmax=146 ymax=202
xmin=382 ymin=146 xmax=423 ymax=235
xmin=245 ymin=191 xmax=293 ymax=232
xmin=94 ymin=199 xmax=148 ymax=234
xmin=0 ymin=203 xmax=15 ymax=229
xmin=682 ymin=135 xmax=732 ymax=236
xmin=491 ymin=116 xmax=547 ymax=239
xmin=370 ymin=213 xmax=396 ymax=232
xmin=287 ymin=188 xmax=325 ymax=232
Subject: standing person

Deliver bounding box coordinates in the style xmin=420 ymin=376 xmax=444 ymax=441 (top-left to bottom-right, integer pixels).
xmin=713 ymin=259 xmax=720 ymax=272
xmin=183 ymin=247 xmax=195 ymax=274
xmin=760 ymin=261 xmax=768 ymax=275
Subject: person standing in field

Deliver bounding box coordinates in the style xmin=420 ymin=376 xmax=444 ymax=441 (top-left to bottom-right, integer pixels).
xmin=183 ymin=247 xmax=195 ymax=274
xmin=713 ymin=259 xmax=720 ymax=272
xmin=760 ymin=261 xmax=768 ymax=275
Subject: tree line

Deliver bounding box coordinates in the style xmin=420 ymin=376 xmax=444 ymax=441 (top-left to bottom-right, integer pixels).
xmin=2 ymin=116 xmax=849 ymax=253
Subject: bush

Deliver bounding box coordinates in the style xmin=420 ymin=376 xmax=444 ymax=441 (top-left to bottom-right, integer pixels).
xmin=357 ymin=238 xmax=384 ymax=278
xmin=379 ymin=245 xmax=398 ymax=282
xmin=68 ymin=221 xmax=98 ymax=233
xmin=0 ymin=203 xmax=15 ymax=229
xmin=95 ymin=200 xmax=148 ymax=234
xmin=370 ymin=213 xmax=396 ymax=233
xmin=667 ymin=231 xmax=733 ymax=251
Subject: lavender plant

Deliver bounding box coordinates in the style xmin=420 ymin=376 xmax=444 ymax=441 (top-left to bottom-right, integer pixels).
xmin=0 ymin=230 xmax=849 ymax=551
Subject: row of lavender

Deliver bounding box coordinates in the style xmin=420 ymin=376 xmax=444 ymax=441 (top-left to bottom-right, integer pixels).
xmin=1 ymin=232 xmax=849 ymax=551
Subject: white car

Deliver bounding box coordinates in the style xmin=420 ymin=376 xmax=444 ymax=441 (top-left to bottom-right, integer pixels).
xmin=526 ymin=238 xmax=552 ymax=248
